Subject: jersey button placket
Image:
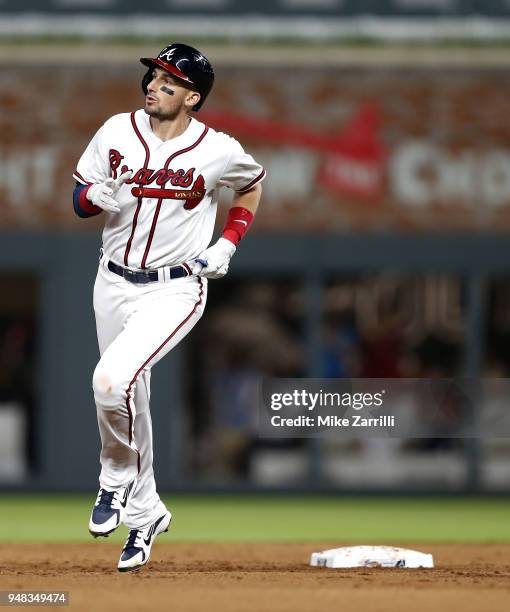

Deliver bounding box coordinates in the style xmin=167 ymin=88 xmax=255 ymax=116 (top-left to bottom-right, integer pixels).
xmin=141 ymin=198 xmax=155 ymax=268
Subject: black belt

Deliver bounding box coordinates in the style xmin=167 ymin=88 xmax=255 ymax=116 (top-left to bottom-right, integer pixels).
xmin=107 ymin=259 xmax=191 ymax=284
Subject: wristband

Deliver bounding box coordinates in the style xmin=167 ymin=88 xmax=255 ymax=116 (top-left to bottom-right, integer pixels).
xmin=222 ymin=206 xmax=254 ymax=246
xmin=73 ymin=183 xmax=102 ymax=218
xmin=80 ymin=185 xmax=103 ymax=215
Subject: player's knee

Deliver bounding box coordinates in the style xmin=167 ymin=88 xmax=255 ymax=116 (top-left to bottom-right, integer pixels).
xmin=92 ymin=364 xmax=126 ymax=407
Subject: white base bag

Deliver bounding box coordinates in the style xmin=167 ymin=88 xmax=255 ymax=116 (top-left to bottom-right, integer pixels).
xmin=310 ymin=546 xmax=434 ymax=569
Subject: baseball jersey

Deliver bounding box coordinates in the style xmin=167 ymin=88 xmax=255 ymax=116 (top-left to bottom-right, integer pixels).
xmin=73 ymin=110 xmax=266 ymax=269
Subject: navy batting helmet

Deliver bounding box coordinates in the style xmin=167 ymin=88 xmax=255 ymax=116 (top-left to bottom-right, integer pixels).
xmin=140 ymin=43 xmax=214 ymax=112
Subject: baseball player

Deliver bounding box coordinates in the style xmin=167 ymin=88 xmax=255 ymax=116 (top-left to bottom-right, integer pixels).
xmin=72 ymin=43 xmax=265 ymax=572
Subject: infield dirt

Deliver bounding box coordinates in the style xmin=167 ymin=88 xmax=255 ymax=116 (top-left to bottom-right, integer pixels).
xmin=1 ymin=543 xmax=509 ymax=611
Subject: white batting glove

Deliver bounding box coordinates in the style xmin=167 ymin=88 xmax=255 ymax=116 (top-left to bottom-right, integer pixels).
xmin=86 ymin=171 xmax=132 ymax=214
xmin=192 ymin=237 xmax=236 ymax=279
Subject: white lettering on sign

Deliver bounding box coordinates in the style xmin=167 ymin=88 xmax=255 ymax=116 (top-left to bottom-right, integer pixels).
xmin=0 ymin=147 xmax=57 ymax=207
xmin=250 ymin=149 xmax=318 ymax=206
xmin=391 ymin=141 xmax=510 ymax=209
xmin=480 ymin=151 xmax=510 ymax=209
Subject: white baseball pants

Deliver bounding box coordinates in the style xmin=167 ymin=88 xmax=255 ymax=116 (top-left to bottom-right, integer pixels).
xmin=92 ymin=262 xmax=207 ymax=529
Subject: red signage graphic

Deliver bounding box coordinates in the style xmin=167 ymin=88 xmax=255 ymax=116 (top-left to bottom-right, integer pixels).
xmin=202 ymin=102 xmax=386 ymax=202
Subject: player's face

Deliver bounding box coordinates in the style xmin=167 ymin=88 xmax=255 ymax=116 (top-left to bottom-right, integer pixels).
xmin=145 ymin=68 xmax=200 ymax=120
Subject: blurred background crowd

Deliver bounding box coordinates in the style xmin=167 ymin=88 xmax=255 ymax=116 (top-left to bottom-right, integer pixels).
xmin=2 ymin=0 xmax=510 ymax=493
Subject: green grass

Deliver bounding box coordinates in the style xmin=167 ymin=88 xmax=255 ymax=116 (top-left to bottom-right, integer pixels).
xmin=1 ymin=495 xmax=509 ymax=544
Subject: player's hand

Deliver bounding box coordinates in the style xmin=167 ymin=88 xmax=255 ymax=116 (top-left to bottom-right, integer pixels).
xmin=87 ymin=171 xmax=132 ymax=214
xmin=192 ymin=237 xmax=236 ymax=279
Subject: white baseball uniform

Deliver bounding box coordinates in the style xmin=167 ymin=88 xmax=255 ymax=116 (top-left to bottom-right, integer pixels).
xmin=74 ymin=109 xmax=265 ymax=528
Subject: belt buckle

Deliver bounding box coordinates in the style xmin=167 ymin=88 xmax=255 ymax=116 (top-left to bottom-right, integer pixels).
xmin=134 ymin=270 xmax=152 ymax=284
xmin=123 ymin=268 xmax=137 ymax=284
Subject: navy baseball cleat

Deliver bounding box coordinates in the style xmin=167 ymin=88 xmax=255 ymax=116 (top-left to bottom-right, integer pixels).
xmin=88 ymin=479 xmax=137 ymax=538
xmin=117 ymin=510 xmax=172 ymax=572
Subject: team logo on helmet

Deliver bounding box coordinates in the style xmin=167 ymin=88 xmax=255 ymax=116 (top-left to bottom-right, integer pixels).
xmin=159 ymin=47 xmax=176 ymax=62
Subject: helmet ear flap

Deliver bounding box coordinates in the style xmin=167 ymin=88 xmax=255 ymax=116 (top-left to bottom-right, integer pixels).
xmin=141 ymin=68 xmax=152 ymax=95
